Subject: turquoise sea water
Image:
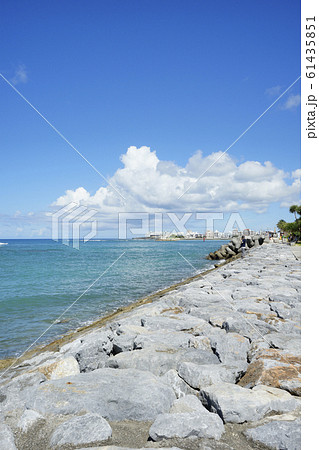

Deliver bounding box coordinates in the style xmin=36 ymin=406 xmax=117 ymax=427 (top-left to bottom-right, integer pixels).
xmin=0 ymin=239 xmax=228 ymax=359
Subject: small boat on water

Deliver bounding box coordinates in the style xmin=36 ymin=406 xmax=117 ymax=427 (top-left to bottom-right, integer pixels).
xmin=0 ymin=242 xmax=8 ymax=246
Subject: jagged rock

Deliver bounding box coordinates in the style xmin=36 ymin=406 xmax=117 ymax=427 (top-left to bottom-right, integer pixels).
xmin=238 ymin=349 xmax=301 ymax=396
xmin=269 ymin=293 xmax=300 ymax=306
xmin=140 ymin=315 xmax=213 ymax=336
xmin=178 ymin=362 xmax=240 ymax=389
xmin=105 ymin=348 xmax=219 ymax=376
xmin=112 ymin=332 xmax=136 ymax=354
xmin=264 ymin=333 xmax=301 ymax=355
xmin=221 ymin=315 xmax=278 ymax=341
xmin=200 ymin=383 xmax=297 ymax=423
xmin=160 ymin=370 xmax=195 ymax=398
xmin=244 ymin=418 xmax=301 ymax=449
xmin=134 ymin=331 xmax=191 ymax=351
xmin=209 ymin=332 xmax=250 ymax=371
xmin=209 ymin=309 xmax=238 ymax=328
xmin=74 ymin=332 xmax=113 ymax=372
xmin=38 ymin=356 xmax=80 ymax=380
xmin=269 ymin=301 xmax=296 ymax=321
xmin=22 ymin=368 xmax=176 ymax=421
xmin=169 ymin=394 xmax=209 ymax=414
xmin=50 ymin=413 xmax=112 ymax=446
xmin=0 ymin=371 xmax=47 ymax=415
xmin=17 ymin=409 xmax=44 ymax=432
xmin=149 ymin=411 xmax=225 ymax=441
xmin=0 ymin=423 xmax=17 ymax=450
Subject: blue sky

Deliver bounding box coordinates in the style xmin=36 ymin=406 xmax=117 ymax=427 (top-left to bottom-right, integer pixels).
xmin=0 ymin=0 xmax=300 ymax=238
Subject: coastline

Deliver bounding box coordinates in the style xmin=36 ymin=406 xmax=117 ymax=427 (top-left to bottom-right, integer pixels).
xmin=0 ymin=243 xmax=301 ymax=450
xmin=0 ymin=253 xmax=239 ymax=372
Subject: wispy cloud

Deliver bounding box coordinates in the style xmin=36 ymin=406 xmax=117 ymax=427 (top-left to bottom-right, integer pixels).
xmin=282 ymin=94 xmax=301 ymax=110
xmin=265 ymin=85 xmax=282 ymax=96
xmin=11 ymin=64 xmax=28 ymax=85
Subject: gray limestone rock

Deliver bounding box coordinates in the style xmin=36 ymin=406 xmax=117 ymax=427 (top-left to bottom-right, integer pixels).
xmin=133 ymin=331 xmax=191 ymax=351
xmin=141 ymin=315 xmax=213 ymax=336
xmin=105 ymin=348 xmax=219 ymax=376
xmin=73 ymin=330 xmax=113 ymax=372
xmin=265 ymin=333 xmax=301 ymax=356
xmin=209 ymin=332 xmax=250 ymax=371
xmin=0 ymin=371 xmax=46 ymax=415
xmin=169 ymin=395 xmax=208 ymax=414
xmin=112 ymin=332 xmax=136 ymax=354
xmin=221 ymin=315 xmax=278 ymax=341
xmin=149 ymin=411 xmax=225 ymax=441
xmin=22 ymin=368 xmax=175 ymax=421
xmin=50 ymin=413 xmax=112 ymax=446
xmin=200 ymin=383 xmax=297 ymax=423
xmin=244 ymin=418 xmax=301 ymax=449
xmin=178 ymin=362 xmax=240 ymax=389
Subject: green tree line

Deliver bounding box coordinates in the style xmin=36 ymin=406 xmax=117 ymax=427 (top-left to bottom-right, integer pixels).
xmin=277 ymin=205 xmax=301 ymax=241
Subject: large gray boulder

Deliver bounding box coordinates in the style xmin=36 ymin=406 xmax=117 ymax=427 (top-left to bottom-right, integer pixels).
xmin=141 ymin=314 xmax=213 ymax=336
xmin=105 ymin=348 xmax=219 ymax=376
xmin=50 ymin=413 xmax=112 ymax=446
xmin=264 ymin=333 xmax=301 ymax=356
xmin=244 ymin=418 xmax=301 ymax=449
xmin=200 ymin=383 xmax=297 ymax=423
xmin=209 ymin=332 xmax=250 ymax=372
xmin=221 ymin=315 xmax=278 ymax=341
xmin=112 ymin=332 xmax=136 ymax=354
xmin=0 ymin=371 xmax=47 ymax=415
xmin=178 ymin=362 xmax=240 ymax=389
xmin=149 ymin=411 xmax=225 ymax=441
xmin=133 ymin=330 xmax=191 ymax=351
xmin=73 ymin=331 xmax=113 ymax=372
xmin=22 ymin=368 xmax=176 ymax=421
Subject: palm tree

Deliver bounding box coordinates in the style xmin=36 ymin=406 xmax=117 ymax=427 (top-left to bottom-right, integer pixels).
xmin=277 ymin=219 xmax=287 ymax=232
xmin=289 ymin=205 xmax=299 ymax=220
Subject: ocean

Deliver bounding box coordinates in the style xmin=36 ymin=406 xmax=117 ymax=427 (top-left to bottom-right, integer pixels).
xmin=0 ymin=239 xmax=228 ymax=359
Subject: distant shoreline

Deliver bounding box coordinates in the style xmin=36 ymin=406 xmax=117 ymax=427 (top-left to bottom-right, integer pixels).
xmin=132 ymin=237 xmax=231 ymax=241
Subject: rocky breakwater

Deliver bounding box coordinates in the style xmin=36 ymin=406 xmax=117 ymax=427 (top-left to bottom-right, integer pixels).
xmin=207 ymin=235 xmax=266 ymax=261
xmin=0 ymin=243 xmax=301 ymax=450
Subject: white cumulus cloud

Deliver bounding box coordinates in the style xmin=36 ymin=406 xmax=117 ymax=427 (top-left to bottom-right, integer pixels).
xmin=52 ymin=146 xmax=301 ymax=214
